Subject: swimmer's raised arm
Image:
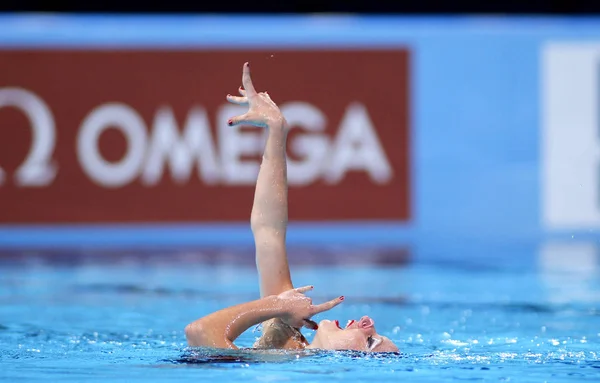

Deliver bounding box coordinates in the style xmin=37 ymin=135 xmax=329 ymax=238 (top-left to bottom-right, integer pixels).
xmin=223 ymin=63 xmax=341 ymax=349
xmin=185 ymin=286 xmax=342 ymax=348
xmin=226 ymin=63 xmax=293 ymax=300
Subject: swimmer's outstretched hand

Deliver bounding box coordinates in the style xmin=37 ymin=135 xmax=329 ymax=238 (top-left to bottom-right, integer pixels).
xmin=276 ymin=285 xmax=344 ymax=329
xmin=226 ymin=62 xmax=285 ymax=128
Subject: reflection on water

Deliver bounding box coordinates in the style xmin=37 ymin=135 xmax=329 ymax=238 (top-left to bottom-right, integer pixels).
xmin=539 ymin=241 xmax=600 ymax=304
xmin=1 ymin=244 xmax=599 ymax=382
xmin=0 ymin=246 xmax=410 ymax=267
xmin=166 ymin=347 xmax=404 ymax=366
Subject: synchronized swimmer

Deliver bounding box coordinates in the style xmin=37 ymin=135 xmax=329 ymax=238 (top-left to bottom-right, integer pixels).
xmin=184 ymin=63 xmax=399 ymax=353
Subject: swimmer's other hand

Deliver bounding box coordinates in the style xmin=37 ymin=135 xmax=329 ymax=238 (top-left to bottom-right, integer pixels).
xmin=226 ymin=62 xmax=285 ymax=128
xmin=275 ymin=285 xmax=344 ymax=329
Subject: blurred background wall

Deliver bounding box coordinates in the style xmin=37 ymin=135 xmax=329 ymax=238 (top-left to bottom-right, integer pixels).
xmin=0 ymin=14 xmax=598 ymax=266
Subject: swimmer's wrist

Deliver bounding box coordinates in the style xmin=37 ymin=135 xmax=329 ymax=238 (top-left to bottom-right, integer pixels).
xmin=264 ymin=295 xmax=289 ymax=318
xmin=266 ymin=116 xmax=287 ymax=131
xmin=267 ymin=295 xmax=303 ymax=326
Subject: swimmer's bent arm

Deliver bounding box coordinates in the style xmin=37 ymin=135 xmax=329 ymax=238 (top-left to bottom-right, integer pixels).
xmin=185 ymin=286 xmax=339 ymax=349
xmin=185 ymin=295 xmax=288 ymax=349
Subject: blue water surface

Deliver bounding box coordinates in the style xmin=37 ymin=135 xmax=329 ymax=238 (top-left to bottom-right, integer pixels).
xmin=0 ymin=246 xmax=599 ymax=382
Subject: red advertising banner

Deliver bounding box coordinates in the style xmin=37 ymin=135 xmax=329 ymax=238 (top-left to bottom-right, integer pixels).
xmin=0 ymin=50 xmax=410 ymax=223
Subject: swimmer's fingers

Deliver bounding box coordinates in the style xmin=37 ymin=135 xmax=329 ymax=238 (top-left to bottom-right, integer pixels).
xmin=294 ymin=285 xmax=314 ymax=294
xmin=302 ymin=319 xmax=318 ymax=330
xmin=241 ymin=62 xmax=257 ymax=97
xmin=228 ymin=112 xmax=251 ymax=126
xmin=226 ymin=94 xmax=248 ymax=106
xmin=228 ymin=112 xmax=268 ymax=128
xmin=311 ymin=296 xmax=344 ymax=315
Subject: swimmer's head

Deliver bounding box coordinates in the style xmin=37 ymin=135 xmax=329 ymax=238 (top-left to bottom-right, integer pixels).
xmin=306 ymin=316 xmax=399 ymax=352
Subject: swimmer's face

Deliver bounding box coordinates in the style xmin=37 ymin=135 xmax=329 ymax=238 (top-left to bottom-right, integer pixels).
xmin=307 ymin=316 xmax=399 ymax=352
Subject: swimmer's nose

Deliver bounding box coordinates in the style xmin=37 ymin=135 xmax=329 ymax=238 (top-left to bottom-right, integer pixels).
xmin=359 ymin=316 xmax=374 ymax=329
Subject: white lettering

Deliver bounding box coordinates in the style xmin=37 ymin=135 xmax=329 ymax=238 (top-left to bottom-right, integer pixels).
xmin=323 ymin=102 xmax=393 ymax=184
xmin=141 ymin=106 xmax=220 ymax=185
xmin=280 ymin=102 xmax=329 ymax=186
xmin=0 ymin=95 xmax=393 ymax=189
xmin=218 ymin=104 xmax=264 ymax=185
xmin=0 ymin=87 xmax=57 ymax=186
xmin=78 ymin=103 xmax=147 ymax=188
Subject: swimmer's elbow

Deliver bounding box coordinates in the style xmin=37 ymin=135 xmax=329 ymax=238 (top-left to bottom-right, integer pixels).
xmin=184 ymin=323 xmax=195 ymax=338
xmin=185 ymin=322 xmax=207 ymax=347
xmin=185 ymin=321 xmax=236 ymax=349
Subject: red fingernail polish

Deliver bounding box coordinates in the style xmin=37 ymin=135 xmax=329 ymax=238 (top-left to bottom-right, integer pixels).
xmin=314 ymin=324 xmax=318 ymax=329
xmin=227 ymin=119 xmax=233 ymax=126
xmin=339 ymin=296 xmax=345 ymax=300
xmin=227 ymin=94 xmax=231 ymax=97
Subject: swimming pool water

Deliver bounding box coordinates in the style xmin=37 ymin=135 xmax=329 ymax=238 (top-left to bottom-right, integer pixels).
xmin=1 ymin=246 xmax=599 ymax=382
